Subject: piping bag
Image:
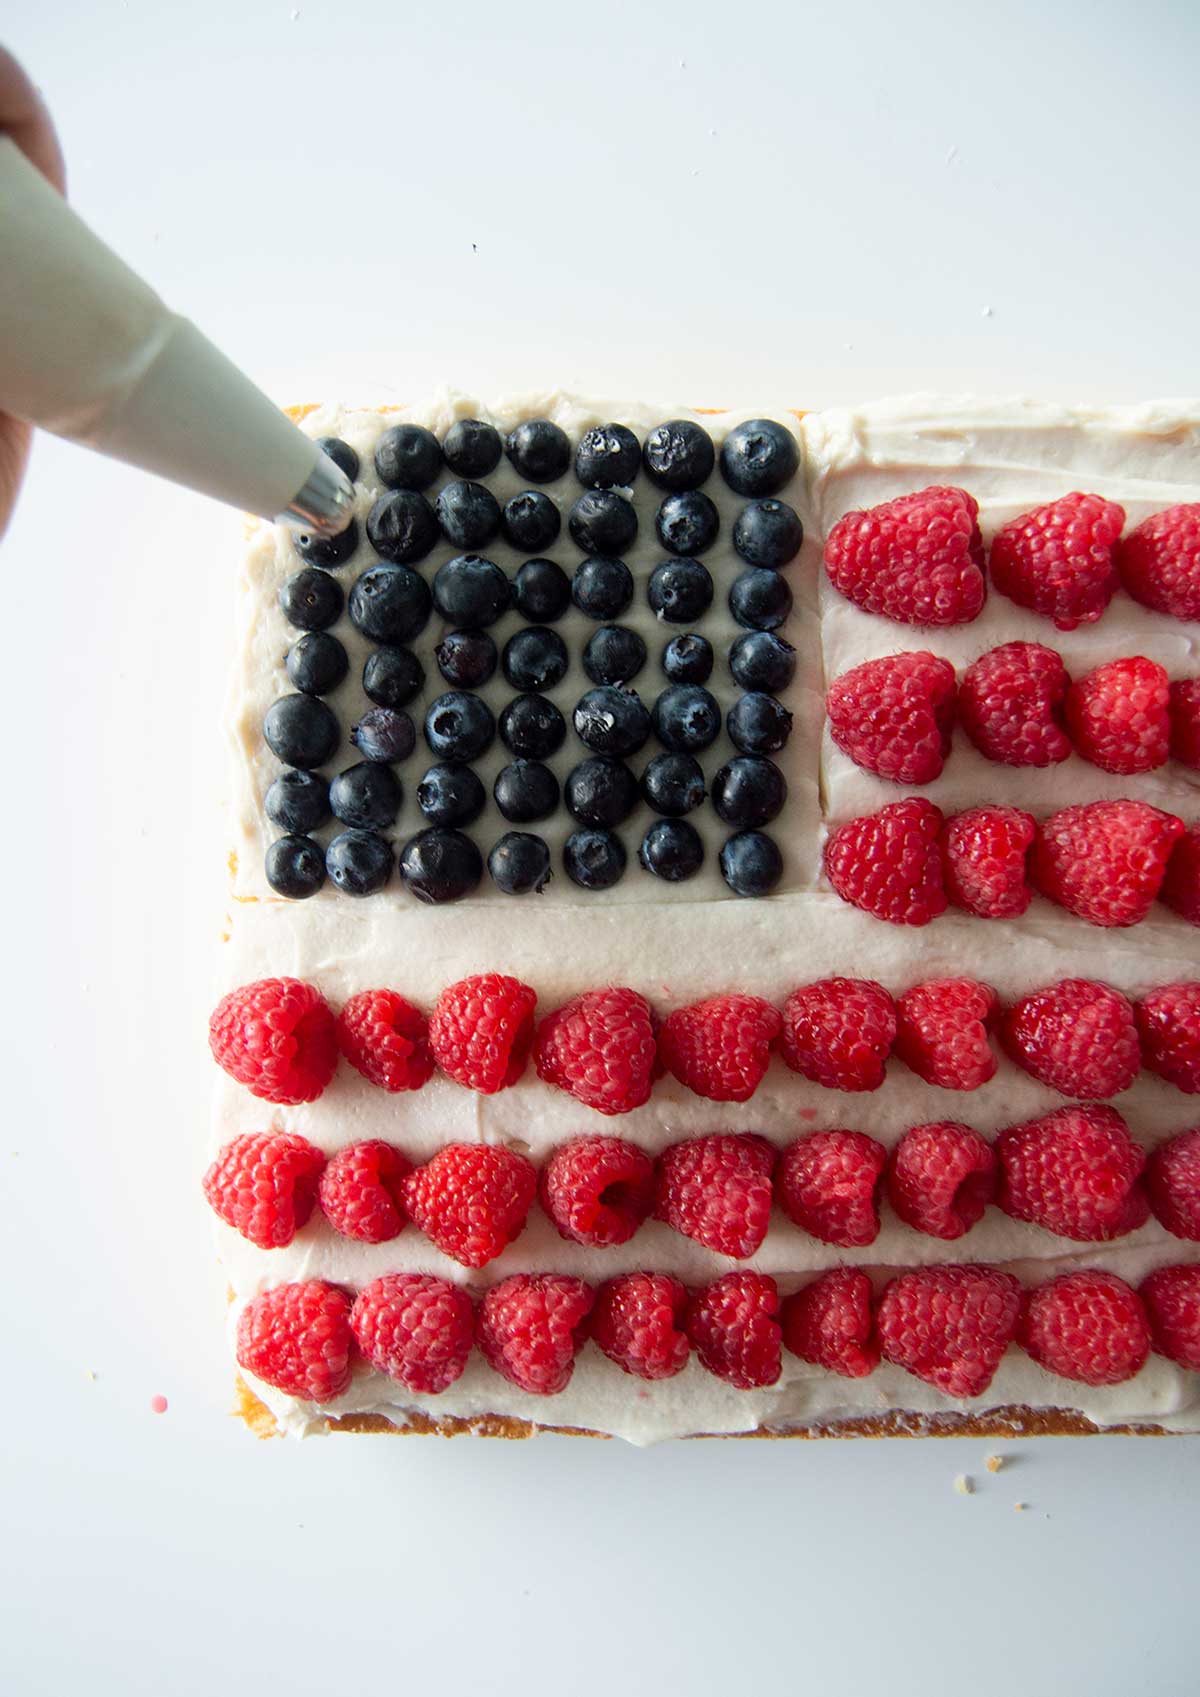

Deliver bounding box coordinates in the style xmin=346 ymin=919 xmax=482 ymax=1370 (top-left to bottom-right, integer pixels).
xmin=0 ymin=136 xmax=353 ymax=537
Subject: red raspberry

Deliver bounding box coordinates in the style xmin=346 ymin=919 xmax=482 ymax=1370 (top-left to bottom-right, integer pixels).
xmin=1145 ymin=1129 xmax=1200 ymax=1240
xmin=776 ymin=1129 xmax=886 ymax=1247
xmin=1001 ymin=979 xmax=1141 ymax=1099
xmin=538 ymin=1136 xmax=655 ymax=1247
xmin=894 ymin=978 xmax=998 ymax=1091
xmin=1140 ymin=1264 xmax=1200 ymax=1370
xmin=1118 ymin=502 xmax=1200 ymax=619
xmin=780 ymin=1268 xmax=879 ymax=1378
xmin=318 ymin=1139 xmax=411 ymax=1243
xmin=202 ymin=1131 xmax=326 ymax=1249
xmin=658 ymin=994 xmax=782 ymax=1103
xmin=1018 ymin=1271 xmax=1150 ymax=1386
xmin=940 ymin=805 xmax=1035 ymax=918
xmin=958 ymin=641 xmax=1072 ymax=767
xmin=686 ymin=1271 xmax=782 ymax=1388
xmin=995 ymin=1104 xmax=1149 ymax=1241
xmin=403 ymin=1143 xmax=537 ymax=1268
xmin=591 ymin=1272 xmax=690 ymax=1380
xmin=886 ymin=1121 xmax=997 ymax=1240
xmin=1031 ymin=800 xmax=1184 ymax=927
xmin=823 ymin=485 xmax=985 ymax=626
xmin=336 ymin=989 xmax=433 ymax=1092
xmin=877 ymin=1264 xmax=1021 ymax=1398
xmin=1160 ymin=821 xmax=1200 ymax=926
xmin=654 ymin=1133 xmax=776 ymax=1258
xmin=209 ymin=977 xmax=337 ymax=1105
xmin=1065 ymin=656 xmax=1170 ymax=774
xmin=826 ymin=651 xmax=957 ymax=784
xmin=427 ymin=974 xmax=537 ymax=1094
xmin=350 ymin=1273 xmax=474 ymax=1394
xmin=779 ymin=978 xmax=896 ymax=1092
xmin=534 ymin=987 xmax=657 ymax=1116
xmin=476 ymin=1273 xmax=594 ymax=1395
xmin=235 ymin=1280 xmax=354 ymax=1403
xmin=1136 ymin=982 xmax=1200 ymax=1094
xmin=824 ymin=798 xmax=947 ymax=926
xmin=1169 ymin=678 xmax=1200 ymax=770
xmin=989 ymin=491 xmax=1124 ymax=630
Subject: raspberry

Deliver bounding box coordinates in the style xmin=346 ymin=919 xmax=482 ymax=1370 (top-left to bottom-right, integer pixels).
xmin=826 ymin=651 xmax=957 ymax=784
xmin=894 ymin=978 xmax=998 ymax=1091
xmin=209 ymin=977 xmax=337 ymax=1105
xmin=1030 ymin=800 xmax=1185 ymax=928
xmin=989 ymin=491 xmax=1124 ymax=630
xmin=958 ymin=641 xmax=1072 ymax=767
xmin=1064 ymin=656 xmax=1170 ymax=774
xmin=781 ymin=1268 xmax=879 ymax=1378
xmin=886 ymin=1121 xmax=997 ymax=1239
xmin=1136 ymin=983 xmax=1200 ymax=1094
xmin=318 ymin=1139 xmax=411 ymax=1243
xmin=1118 ymin=502 xmax=1200 ymax=619
xmin=685 ymin=1271 xmax=782 ymax=1388
xmin=1001 ymin=979 xmax=1141 ymax=1099
xmin=1160 ymin=822 xmax=1200 ymax=925
xmin=776 ymin=1129 xmax=886 ymax=1246
xmin=876 ymin=1264 xmax=1021 ymax=1398
xmin=658 ymin=994 xmax=782 ymax=1103
xmin=995 ymin=1104 xmax=1149 ymax=1241
xmin=823 ymin=485 xmax=985 ymax=626
xmin=1017 ymin=1271 xmax=1150 ymax=1386
xmin=403 ymin=1142 xmax=537 ymax=1267
xmin=591 ymin=1272 xmax=690 ymax=1380
xmin=336 ymin=989 xmax=433 ymax=1092
xmin=427 ymin=974 xmax=537 ymax=1094
xmin=235 ymin=1280 xmax=354 ymax=1403
xmin=654 ymin=1133 xmax=776 ymax=1258
xmin=940 ymin=805 xmax=1035 ymax=918
xmin=1169 ymin=678 xmax=1200 ymax=770
xmin=779 ymin=978 xmax=896 ymax=1092
xmin=350 ymin=1273 xmax=474 ymax=1394
xmin=538 ymin=1136 xmax=655 ymax=1247
xmin=202 ymin=1131 xmax=326 ymax=1249
xmin=534 ymin=986 xmax=657 ymax=1116
xmin=1140 ymin=1264 xmax=1200 ymax=1370
xmin=1145 ymin=1129 xmax=1200 ymax=1240
xmin=824 ymin=798 xmax=947 ymax=926
xmin=476 ymin=1273 xmax=594 ymax=1395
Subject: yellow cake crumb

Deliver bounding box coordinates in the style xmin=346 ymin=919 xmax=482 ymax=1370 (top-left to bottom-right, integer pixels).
xmin=954 ymin=1473 xmax=974 ymax=1496
xmin=985 ymin=1454 xmax=1005 ymax=1473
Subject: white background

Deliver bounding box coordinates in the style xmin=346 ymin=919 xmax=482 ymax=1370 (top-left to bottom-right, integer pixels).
xmin=3 ymin=2 xmax=1199 ymax=1692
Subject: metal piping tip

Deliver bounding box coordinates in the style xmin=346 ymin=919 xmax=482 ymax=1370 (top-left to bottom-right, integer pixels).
xmin=276 ymin=449 xmax=356 ymax=538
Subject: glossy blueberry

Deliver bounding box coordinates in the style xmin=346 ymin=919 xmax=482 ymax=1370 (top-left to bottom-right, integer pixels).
xmin=316 ymin=435 xmax=360 ymax=482
xmin=572 ymin=556 xmax=633 ymax=621
xmin=263 ymin=694 xmax=339 ymax=769
xmin=363 ymin=645 xmax=424 ymax=708
xmin=286 ymin=631 xmax=348 ymax=696
xmin=505 ymin=418 xmax=571 ymax=483
xmin=330 ymin=761 xmax=403 ymax=830
xmin=720 ymin=830 xmax=782 ymax=897
xmin=575 ymin=423 xmax=641 ymax=489
xmin=643 ymin=420 xmax=715 ymax=491
xmin=423 ymin=691 xmax=495 ymax=761
xmin=583 ymin=624 xmax=646 ymax=686
xmin=499 ymin=694 xmax=566 ymax=759
xmin=564 ymin=756 xmax=639 ymax=827
xmin=711 ymin=756 xmax=787 ymax=828
xmin=729 ymin=630 xmax=796 ymax=692
xmin=326 ymin=828 xmax=394 ymax=896
xmin=651 ymin=684 xmax=720 ymax=753
xmin=640 ymin=752 xmax=705 ymax=817
xmin=639 ymin=819 xmax=704 ymax=882
xmin=729 ymin=567 xmax=793 ymax=631
xmin=351 ymin=706 xmax=415 ymax=763
xmin=502 ymin=490 xmax=561 ymax=551
xmin=416 ymin=763 xmax=486 ymax=827
xmin=366 ymin=490 xmax=439 ymax=564
xmin=494 ymin=759 xmax=560 ymax=824
xmin=727 ymin=692 xmax=793 ymax=754
xmin=349 ymin=563 xmax=432 ymax=644
xmin=513 ymin=556 xmax=570 ymax=622
xmin=265 ymin=834 xmax=327 ymax=899
xmin=488 ymin=832 xmax=552 ymax=895
xmin=432 ymin=554 xmax=510 ymax=628
xmin=568 ymin=489 xmax=638 ymax=557
xmin=656 ymin=490 xmax=719 ymax=557
xmin=719 ymin=419 xmax=799 ymax=497
xmin=661 ymin=633 xmax=714 ymax=684
xmin=564 ymin=828 xmax=626 ymax=890
xmin=732 ymin=498 xmax=804 ymax=568
xmin=502 ymin=626 xmax=568 ymax=692
xmin=374 ymin=423 xmax=442 ymax=491
xmin=435 ymin=629 xmax=497 ymax=688
xmin=443 ymin=417 xmax=502 ymax=479
xmin=435 ymin=479 xmax=501 ymax=549
xmin=399 ymin=828 xmax=483 ymax=904
xmin=265 ymin=768 xmax=330 ymax=834
xmin=573 ymin=686 xmax=651 ymax=756
xmin=294 ymin=517 xmax=359 ymax=571
xmin=647 ymin=558 xmax=713 ymax=624
xmin=279 ymin=567 xmax=344 ymax=632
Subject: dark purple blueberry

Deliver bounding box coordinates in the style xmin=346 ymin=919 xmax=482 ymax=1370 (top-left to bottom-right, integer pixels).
xmin=432 ymin=554 xmax=510 ymax=628
xmin=330 ymin=761 xmax=403 ymax=830
xmin=279 ymin=567 xmax=343 ymax=632
xmin=435 ymin=480 xmax=501 ymax=550
xmin=502 ymin=626 xmax=568 ymax=692
xmin=564 ymin=757 xmax=639 ymax=827
xmin=499 ymin=694 xmax=567 ymax=759
xmin=651 ymin=684 xmax=720 ymax=753
xmin=575 ymin=423 xmax=641 ymax=489
xmin=366 ymin=490 xmax=439 ymax=564
xmin=647 ymin=559 xmax=713 ymax=623
xmin=351 ymin=706 xmax=416 ymax=763
xmin=729 ymin=630 xmax=796 ymax=692
xmin=416 ymin=763 xmax=486 ymax=827
xmin=732 ymin=498 xmax=804 ymax=568
xmin=502 ymin=491 xmax=561 ymax=551
xmin=640 ymin=752 xmax=705 ymax=817
xmin=727 ymin=692 xmax=793 ymax=754
xmin=443 ymin=418 xmax=502 ymax=478
xmin=493 ymin=760 xmax=560 ymax=824
xmin=265 ymin=768 xmax=330 ymax=834
xmin=513 ymin=557 xmax=571 ymax=623
xmin=286 ymin=631 xmax=348 ymax=696
xmin=374 ymin=423 xmax=442 ymax=491
xmin=435 ymin=629 xmax=497 ymax=688
xmin=642 ymin=420 xmax=715 ymax=491
xmin=583 ymin=625 xmax=646 ymax=686
xmin=316 ymin=435 xmax=360 ymax=482
xmin=729 ymin=567 xmax=793 ymax=631
xmin=661 ymin=633 xmax=714 ymax=684
xmin=265 ymin=834 xmax=327 ymax=899
xmin=349 ymin=564 xmax=432 ymax=644
xmin=564 ymin=828 xmax=626 ymax=890
xmin=568 ymin=490 xmax=638 ymax=557
xmin=489 ymin=832 xmax=552 ymax=895
xmin=719 ymin=419 xmax=799 ymax=496
xmin=326 ymin=828 xmax=394 ymax=895
xmin=572 ymin=556 xmax=633 ymax=620
xmin=573 ymin=686 xmax=651 ymax=756
xmin=505 ymin=419 xmax=571 ymax=483
xmin=711 ymin=756 xmax=787 ymax=828
xmin=656 ymin=490 xmax=719 ymax=557
xmin=398 ymin=827 xmax=483 ymax=903
xmin=363 ymin=646 xmax=424 ymax=708
xmin=423 ymin=691 xmax=495 ymax=761
xmin=263 ymin=694 xmax=339 ymax=769
xmin=294 ymin=517 xmax=359 ymax=570
xmin=719 ymin=830 xmax=782 ymax=896
xmin=639 ymin=818 xmax=704 ymax=882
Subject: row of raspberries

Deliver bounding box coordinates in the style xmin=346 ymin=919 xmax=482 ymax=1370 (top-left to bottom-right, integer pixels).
xmin=209 ymin=974 xmax=1200 ymax=1109
xmin=828 ymin=647 xmax=1200 ymax=784
xmin=206 ymin=1116 xmax=1200 ymax=1262
xmin=824 ymin=487 xmax=1199 ymax=629
xmin=235 ymin=1260 xmax=1200 ymax=1405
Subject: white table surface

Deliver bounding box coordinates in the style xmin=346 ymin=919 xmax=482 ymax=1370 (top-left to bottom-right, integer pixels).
xmin=2 ymin=3 xmax=1198 ymax=1692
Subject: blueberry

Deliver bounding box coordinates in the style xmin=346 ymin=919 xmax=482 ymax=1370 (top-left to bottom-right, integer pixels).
xmin=720 ymin=830 xmax=783 ymax=897
xmin=656 ymin=491 xmax=719 ymax=556
xmin=583 ymin=624 xmax=646 ymax=685
xmin=294 ymin=517 xmax=359 ymax=570
xmin=641 ymin=751 xmax=705 ymax=816
xmin=503 ymin=626 xmax=568 ymax=692
xmin=502 ymin=491 xmax=561 ymax=551
xmin=374 ymin=423 xmax=442 ymax=491
xmin=573 ymin=556 xmax=633 ymax=620
xmin=651 ymin=684 xmax=720 ymax=753
xmin=732 ymin=498 xmax=804 ymax=568
xmin=494 ymin=759 xmax=560 ymax=823
xmin=643 ymin=420 xmax=715 ymax=491
xmin=499 ymin=694 xmax=567 ymax=759
xmin=513 ymin=557 xmax=570 ymax=623
xmin=564 ymin=756 xmax=640 ymax=826
xmin=711 ymin=756 xmax=787 ymax=828
xmin=729 ymin=630 xmax=796 ymax=692
xmin=351 ymin=706 xmax=415 ymax=763
xmin=639 ymin=818 xmax=704 ymax=882
xmin=435 ymin=480 xmax=501 ymax=549
xmin=316 ymin=435 xmax=360 ymax=482
xmin=349 ymin=564 xmax=432 ymax=644
xmin=575 ymin=423 xmax=641 ymax=489
xmin=568 ymin=490 xmax=638 ymax=557
xmin=363 ymin=645 xmax=424 ymax=708
xmin=443 ymin=418 xmax=502 ymax=478
xmin=416 ymin=763 xmax=486 ymax=827
xmin=263 ymin=694 xmax=339 ymax=769
xmin=661 ymin=633 xmax=714 ymax=684
xmin=505 ymin=419 xmax=571 ymax=483
xmin=424 ymin=691 xmax=495 ymax=761
xmin=436 ymin=629 xmax=497 ymax=688
xmin=432 ymin=554 xmax=510 ymax=628
xmin=279 ymin=567 xmax=344 ymax=631
xmin=286 ymin=631 xmax=348 ymax=696
xmin=265 ymin=834 xmax=327 ymax=899
xmin=399 ymin=827 xmax=483 ymax=903
xmin=326 ymin=828 xmax=394 ymax=896
xmin=265 ymin=768 xmax=330 ymax=834
xmin=573 ymin=686 xmax=651 ymax=756
xmin=729 ymin=567 xmax=793 ymax=631
xmin=564 ymin=827 xmax=626 ymax=890
xmin=647 ymin=559 xmax=713 ymax=623
xmin=330 ymin=761 xmax=403 ymax=829
xmin=719 ymin=419 xmax=799 ymax=496
xmin=728 ymin=692 xmax=793 ymax=754
xmin=489 ymin=832 xmax=552 ymax=895
xmin=366 ymin=491 xmax=439 ymax=564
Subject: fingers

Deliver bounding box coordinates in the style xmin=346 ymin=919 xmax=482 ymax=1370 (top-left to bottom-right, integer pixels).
xmin=0 ymin=45 xmax=65 ymax=192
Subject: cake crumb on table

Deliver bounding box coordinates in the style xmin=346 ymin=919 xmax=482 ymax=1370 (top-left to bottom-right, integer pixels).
xmin=1014 ymin=1502 xmax=1029 ymax=1512
xmin=954 ymin=1473 xmax=974 ymax=1496
xmin=985 ymin=1454 xmax=1005 ymax=1473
